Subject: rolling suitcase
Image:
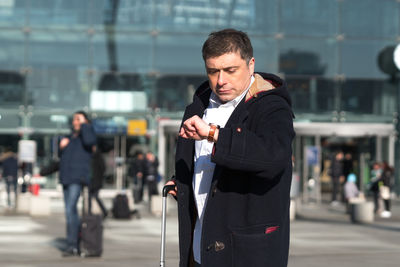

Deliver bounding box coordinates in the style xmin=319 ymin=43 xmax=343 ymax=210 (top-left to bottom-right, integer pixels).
xmin=160 ymin=184 xmax=176 ymax=267
xmin=80 ymin=187 xmax=103 ymax=257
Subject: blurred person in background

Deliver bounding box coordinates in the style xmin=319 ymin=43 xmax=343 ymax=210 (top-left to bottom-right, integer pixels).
xmin=144 ymin=151 xmax=159 ymax=203
xmin=166 ymin=29 xmax=295 ymax=267
xmin=89 ymin=146 xmax=108 ymax=219
xmin=128 ymin=151 xmax=146 ymax=203
xmin=369 ymin=162 xmax=383 ymax=214
xmin=329 ymin=151 xmax=344 ymax=206
xmin=344 ymin=173 xmax=360 ymax=202
xmin=0 ymin=147 xmax=19 ymax=208
xmin=380 ymin=161 xmax=394 ymax=218
xmin=59 ymin=111 xmax=96 ymax=257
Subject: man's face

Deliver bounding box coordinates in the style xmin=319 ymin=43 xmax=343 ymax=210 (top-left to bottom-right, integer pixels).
xmin=72 ymin=113 xmax=87 ymax=132
xmin=205 ymin=52 xmax=254 ymax=103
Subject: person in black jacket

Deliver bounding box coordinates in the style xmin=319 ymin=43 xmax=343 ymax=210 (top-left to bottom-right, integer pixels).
xmin=89 ymin=146 xmax=107 ymax=219
xmin=0 ymin=147 xmax=19 ymax=208
xmin=144 ymin=151 xmax=159 ymax=203
xmin=128 ymin=151 xmax=146 ymax=203
xmin=166 ymin=29 xmax=295 ymax=267
xmin=59 ymin=111 xmax=96 ymax=257
xmin=329 ymin=151 xmax=344 ymax=205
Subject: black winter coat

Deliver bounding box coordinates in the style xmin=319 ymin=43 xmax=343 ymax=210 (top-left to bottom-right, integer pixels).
xmin=175 ymin=73 xmax=295 ymax=267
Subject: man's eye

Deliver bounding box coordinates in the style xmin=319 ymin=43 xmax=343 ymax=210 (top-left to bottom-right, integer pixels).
xmin=207 ymin=70 xmax=218 ymax=74
xmin=226 ymin=69 xmax=236 ymax=74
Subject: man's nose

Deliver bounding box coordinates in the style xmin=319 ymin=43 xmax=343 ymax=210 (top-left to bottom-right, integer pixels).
xmin=217 ymin=71 xmax=226 ymax=86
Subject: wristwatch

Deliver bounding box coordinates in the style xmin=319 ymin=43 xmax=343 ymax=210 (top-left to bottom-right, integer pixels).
xmin=207 ymin=124 xmax=220 ymax=142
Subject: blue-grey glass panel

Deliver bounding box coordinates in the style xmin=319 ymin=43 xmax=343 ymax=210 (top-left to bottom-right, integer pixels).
xmin=0 ymin=111 xmax=20 ymax=129
xmin=153 ymin=0 xmax=276 ymax=34
xmin=90 ymin=0 xmax=153 ymax=31
xmin=281 ymin=0 xmax=338 ymax=37
xmin=27 ymin=31 xmax=90 ymax=109
xmin=0 ymin=30 xmax=25 ymax=106
xmin=0 ymin=30 xmax=25 ymax=70
xmin=280 ymin=38 xmax=337 ymax=77
xmin=288 ymin=77 xmax=336 ymax=114
xmin=341 ymin=79 xmax=397 ymax=115
xmin=28 ymin=0 xmax=89 ymax=28
xmin=340 ymin=40 xmax=393 ymax=79
xmin=30 ymin=113 xmax=70 ymax=130
xmin=92 ymin=32 xmax=153 ymax=74
xmin=252 ymin=37 xmax=278 ymax=74
xmin=341 ymin=0 xmax=399 ymax=38
xmin=0 ymin=0 xmax=26 ymax=27
xmin=154 ymin=34 xmax=205 ymax=75
xmin=155 ymin=74 xmax=206 ymax=112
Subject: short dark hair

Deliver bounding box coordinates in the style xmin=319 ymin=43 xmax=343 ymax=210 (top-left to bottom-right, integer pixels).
xmin=202 ymin=28 xmax=253 ymax=64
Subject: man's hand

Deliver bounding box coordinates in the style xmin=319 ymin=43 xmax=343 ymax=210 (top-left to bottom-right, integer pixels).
xmin=164 ymin=180 xmax=177 ymax=197
xmin=59 ymin=138 xmax=70 ymax=150
xmin=179 ymin=115 xmax=210 ymax=140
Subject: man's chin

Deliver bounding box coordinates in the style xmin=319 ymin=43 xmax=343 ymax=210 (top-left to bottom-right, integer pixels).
xmin=218 ymin=95 xmax=233 ymax=103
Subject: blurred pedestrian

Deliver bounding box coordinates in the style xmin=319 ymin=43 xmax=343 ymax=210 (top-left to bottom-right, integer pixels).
xmin=369 ymin=162 xmax=382 ymax=214
xmin=330 ymin=151 xmax=344 ymax=205
xmin=89 ymin=146 xmax=108 ymax=219
xmin=128 ymin=151 xmax=146 ymax=203
xmin=380 ymin=161 xmax=393 ymax=218
xmin=165 ymin=29 xmax=295 ymax=267
xmin=343 ymin=153 xmax=353 ymax=178
xmin=59 ymin=111 xmax=96 ymax=257
xmin=344 ymin=173 xmax=359 ymax=202
xmin=0 ymin=147 xmax=19 ymax=208
xmin=144 ymin=151 xmax=159 ymax=203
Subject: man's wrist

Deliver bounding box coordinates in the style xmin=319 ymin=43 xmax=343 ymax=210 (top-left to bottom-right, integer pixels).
xmin=207 ymin=124 xmax=220 ymax=142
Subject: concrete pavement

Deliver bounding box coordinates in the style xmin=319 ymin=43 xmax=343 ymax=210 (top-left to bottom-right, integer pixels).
xmin=0 ymin=194 xmax=399 ymax=266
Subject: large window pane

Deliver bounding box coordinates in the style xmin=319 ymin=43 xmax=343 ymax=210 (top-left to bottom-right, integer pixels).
xmin=341 ymin=79 xmax=396 ymax=116
xmin=154 ymin=0 xmax=257 ymax=33
xmin=281 ymin=0 xmax=338 ymax=37
xmin=28 ymin=0 xmax=89 ymax=29
xmin=280 ymin=38 xmax=337 ymax=77
xmin=90 ymin=0 xmax=153 ymax=31
xmin=154 ymin=33 xmax=205 ymax=74
xmin=340 ymin=40 xmax=393 ymax=78
xmin=92 ymin=31 xmax=153 ymax=74
xmin=0 ymin=0 xmax=26 ymax=27
xmin=27 ymin=31 xmax=90 ymax=109
xmin=252 ymin=37 xmax=278 ymax=74
xmin=155 ymin=75 xmax=206 ymax=111
xmin=0 ymin=30 xmax=25 ymax=107
xmin=341 ymin=0 xmax=399 ymax=38
xmin=288 ymin=76 xmax=336 ymax=115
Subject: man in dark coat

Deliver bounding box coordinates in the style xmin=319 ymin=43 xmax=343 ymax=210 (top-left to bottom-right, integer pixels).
xmin=329 ymin=151 xmax=344 ymax=204
xmin=59 ymin=111 xmax=97 ymax=256
xmin=0 ymin=147 xmax=19 ymax=208
xmin=166 ymin=29 xmax=295 ymax=267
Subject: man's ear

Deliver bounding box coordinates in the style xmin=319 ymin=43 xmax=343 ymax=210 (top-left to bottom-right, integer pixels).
xmin=248 ymin=57 xmax=255 ymax=76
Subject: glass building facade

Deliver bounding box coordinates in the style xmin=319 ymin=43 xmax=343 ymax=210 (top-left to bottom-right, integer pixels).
xmin=0 ymin=0 xmax=399 ymax=191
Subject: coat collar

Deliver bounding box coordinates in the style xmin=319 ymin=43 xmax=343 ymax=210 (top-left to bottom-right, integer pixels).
xmin=245 ymin=73 xmax=275 ymax=102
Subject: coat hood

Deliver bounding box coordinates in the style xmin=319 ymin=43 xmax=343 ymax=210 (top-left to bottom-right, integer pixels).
xmin=245 ymin=72 xmax=292 ymax=107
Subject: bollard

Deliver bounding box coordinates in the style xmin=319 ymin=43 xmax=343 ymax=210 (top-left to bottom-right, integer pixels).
xmin=350 ymin=201 xmax=374 ymax=223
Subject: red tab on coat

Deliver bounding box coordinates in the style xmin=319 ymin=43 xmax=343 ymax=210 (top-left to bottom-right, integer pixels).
xmin=265 ymin=226 xmax=279 ymax=234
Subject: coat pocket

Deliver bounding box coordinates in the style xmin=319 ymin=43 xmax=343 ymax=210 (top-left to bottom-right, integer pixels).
xmin=230 ymin=223 xmax=281 ymax=267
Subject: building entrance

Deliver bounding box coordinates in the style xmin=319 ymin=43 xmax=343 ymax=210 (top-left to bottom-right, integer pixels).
xmin=294 ymin=122 xmax=396 ymax=204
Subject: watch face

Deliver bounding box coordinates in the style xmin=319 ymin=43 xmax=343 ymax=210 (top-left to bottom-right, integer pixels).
xmin=394 ymin=44 xmax=400 ymax=70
